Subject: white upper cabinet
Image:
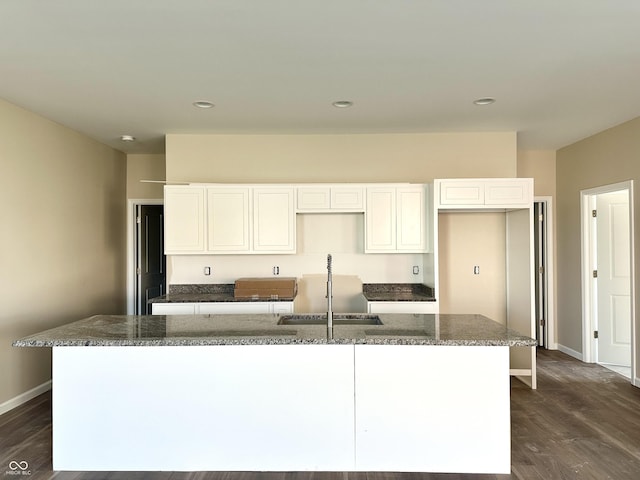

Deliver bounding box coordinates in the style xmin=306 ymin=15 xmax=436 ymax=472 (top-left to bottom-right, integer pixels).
xmin=165 ymin=183 xmax=432 ymax=256
xmin=366 ymin=185 xmax=427 ymax=253
xmin=436 ymin=178 xmax=532 ymax=209
xmin=296 ymin=185 xmax=364 ymax=212
xmin=207 ymin=187 xmax=251 ymax=252
xmin=164 ymin=186 xmax=206 ymax=253
xmin=165 ymin=185 xmax=295 ymax=255
xmin=253 ymin=187 xmax=296 ymax=253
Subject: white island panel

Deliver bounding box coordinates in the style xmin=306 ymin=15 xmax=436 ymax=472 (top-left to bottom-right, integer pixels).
xmin=354 ymin=345 xmax=510 ymax=474
xmin=52 ymin=345 xmax=355 ymax=471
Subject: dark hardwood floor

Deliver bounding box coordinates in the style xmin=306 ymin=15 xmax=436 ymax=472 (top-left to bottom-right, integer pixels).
xmin=2 ymin=349 xmax=640 ymax=480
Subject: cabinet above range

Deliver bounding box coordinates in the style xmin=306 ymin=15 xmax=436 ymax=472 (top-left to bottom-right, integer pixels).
xmin=164 ymin=183 xmax=432 ymax=255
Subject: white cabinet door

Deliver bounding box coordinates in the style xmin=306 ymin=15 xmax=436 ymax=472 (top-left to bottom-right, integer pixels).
xmin=253 ymin=187 xmax=296 ymax=253
xmin=152 ymin=303 xmax=197 ymax=315
xmin=297 ymin=187 xmax=331 ymax=211
xmin=438 ymin=180 xmax=485 ymax=206
xmin=484 ymin=179 xmax=531 ymax=206
xmin=365 ymin=187 xmax=396 ymax=252
xmin=164 ymin=186 xmax=206 ymax=254
xmin=197 ymin=302 xmax=272 ymax=314
xmin=207 ymin=187 xmax=251 ymax=252
xmin=368 ymin=301 xmax=438 ymax=314
xmin=331 ymin=186 xmax=364 ymax=211
xmin=396 ymin=187 xmax=426 ymax=251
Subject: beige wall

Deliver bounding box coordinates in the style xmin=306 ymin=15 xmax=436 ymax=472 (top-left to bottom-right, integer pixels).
xmin=166 ymin=132 xmax=518 ymax=183
xmin=126 ymin=154 xmax=166 ymax=199
xmin=165 ymin=132 xmax=519 ymax=315
xmin=556 ymin=116 xmax=640 ymax=369
xmin=438 ymin=212 xmax=507 ymax=324
xmin=517 ymin=149 xmax=557 ymax=345
xmin=0 ymin=98 xmax=127 ymax=407
xmin=517 ymin=150 xmax=556 ymax=197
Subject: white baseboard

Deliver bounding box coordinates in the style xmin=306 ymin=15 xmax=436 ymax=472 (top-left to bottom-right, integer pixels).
xmin=634 ymin=377 xmax=640 ymax=388
xmin=0 ymin=380 xmax=52 ymax=416
xmin=557 ymin=344 xmax=584 ymax=361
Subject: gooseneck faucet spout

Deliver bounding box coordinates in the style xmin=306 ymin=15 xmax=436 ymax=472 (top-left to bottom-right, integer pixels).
xmin=327 ymin=254 xmax=333 ymax=334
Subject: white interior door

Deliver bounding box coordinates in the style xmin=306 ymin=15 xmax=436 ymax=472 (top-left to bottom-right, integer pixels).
xmin=596 ymin=190 xmax=631 ymax=367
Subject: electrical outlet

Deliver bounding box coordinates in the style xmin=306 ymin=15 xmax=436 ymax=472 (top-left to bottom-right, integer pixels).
xmin=204 ymin=266 xmax=211 ymax=276
xmin=272 ymin=266 xmax=280 ymax=276
xmin=473 ymin=266 xmax=480 ymax=275
xmin=412 ymin=265 xmax=419 ymax=275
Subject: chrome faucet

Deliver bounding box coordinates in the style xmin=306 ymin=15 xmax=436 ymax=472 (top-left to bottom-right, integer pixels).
xmin=327 ymin=254 xmax=333 ymax=333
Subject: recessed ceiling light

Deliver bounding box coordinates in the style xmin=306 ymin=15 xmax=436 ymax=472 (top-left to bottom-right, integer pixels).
xmin=332 ymin=100 xmax=354 ymax=108
xmin=120 ymin=135 xmax=136 ymax=142
xmin=473 ymin=98 xmax=496 ymax=106
xmin=193 ymin=101 xmax=215 ymax=109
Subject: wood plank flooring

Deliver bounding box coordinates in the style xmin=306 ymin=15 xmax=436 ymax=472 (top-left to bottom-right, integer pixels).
xmin=2 ymin=349 xmax=640 ymax=480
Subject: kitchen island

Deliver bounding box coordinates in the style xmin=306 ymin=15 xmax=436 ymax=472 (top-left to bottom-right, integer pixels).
xmin=14 ymin=313 xmax=535 ymax=474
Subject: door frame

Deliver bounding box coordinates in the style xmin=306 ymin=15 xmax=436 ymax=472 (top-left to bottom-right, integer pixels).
xmin=127 ymin=199 xmax=164 ymax=315
xmin=580 ymin=181 xmax=636 ymax=385
xmin=534 ymin=196 xmax=556 ymax=350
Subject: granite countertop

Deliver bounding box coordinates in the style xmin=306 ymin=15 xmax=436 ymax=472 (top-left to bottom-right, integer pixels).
xmin=362 ymin=283 xmax=435 ymax=302
xmin=13 ymin=313 xmax=536 ymax=347
xmin=151 ymin=283 xmax=434 ymax=304
xmin=149 ymin=284 xmax=296 ymax=304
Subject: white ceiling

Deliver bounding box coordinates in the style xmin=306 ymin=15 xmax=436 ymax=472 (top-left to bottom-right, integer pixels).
xmin=1 ymin=0 xmax=640 ymax=154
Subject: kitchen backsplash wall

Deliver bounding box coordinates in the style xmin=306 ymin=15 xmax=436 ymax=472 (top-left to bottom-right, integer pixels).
xmin=168 ymin=252 xmax=427 ymax=284
xmin=167 ymin=212 xmax=430 ymax=285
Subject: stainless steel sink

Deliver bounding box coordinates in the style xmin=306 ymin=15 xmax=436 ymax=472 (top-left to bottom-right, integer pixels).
xmin=277 ymin=314 xmax=383 ymax=326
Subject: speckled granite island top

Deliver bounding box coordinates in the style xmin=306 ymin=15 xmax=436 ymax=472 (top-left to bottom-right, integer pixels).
xmin=14 ymin=313 xmax=536 ymax=347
